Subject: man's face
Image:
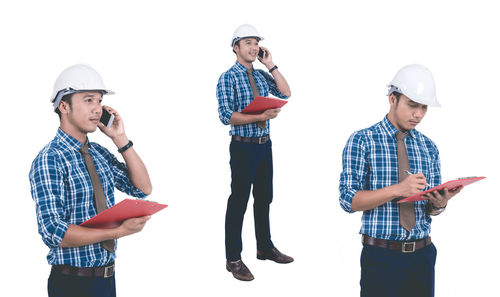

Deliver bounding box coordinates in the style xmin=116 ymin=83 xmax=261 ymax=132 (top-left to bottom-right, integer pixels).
xmin=61 ymin=91 xmax=103 ymax=134
xmin=389 ymin=94 xmax=428 ymax=131
xmin=234 ymin=38 xmax=259 ymax=63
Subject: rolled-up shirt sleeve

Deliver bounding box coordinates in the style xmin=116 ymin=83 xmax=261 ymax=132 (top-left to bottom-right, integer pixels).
xmin=29 ymin=152 xmax=69 ymax=248
xmin=339 ymin=132 xmax=368 ymax=213
xmin=258 ymin=70 xmax=288 ymax=99
xmin=216 ymin=72 xmax=235 ymax=125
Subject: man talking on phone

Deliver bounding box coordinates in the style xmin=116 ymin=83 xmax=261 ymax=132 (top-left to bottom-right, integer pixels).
xmin=29 ymin=64 xmax=152 ymax=297
xmin=217 ymin=24 xmax=293 ymax=281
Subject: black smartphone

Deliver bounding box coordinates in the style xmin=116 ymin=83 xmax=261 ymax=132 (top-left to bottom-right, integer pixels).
xmin=258 ymin=48 xmax=265 ymax=59
xmin=100 ymin=107 xmax=115 ymax=128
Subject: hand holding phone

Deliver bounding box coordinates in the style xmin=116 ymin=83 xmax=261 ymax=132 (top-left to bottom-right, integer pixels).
xmin=100 ymin=107 xmax=115 ymax=128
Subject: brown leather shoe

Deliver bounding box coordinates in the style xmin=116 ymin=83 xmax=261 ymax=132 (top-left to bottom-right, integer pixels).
xmin=226 ymin=260 xmax=254 ymax=281
xmin=257 ymin=247 xmax=294 ymax=264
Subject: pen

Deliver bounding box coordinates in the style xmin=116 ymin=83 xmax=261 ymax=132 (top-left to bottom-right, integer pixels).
xmin=404 ymin=170 xmax=431 ymax=188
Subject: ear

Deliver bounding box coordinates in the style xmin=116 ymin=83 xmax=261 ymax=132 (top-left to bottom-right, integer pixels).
xmin=58 ymin=101 xmax=70 ymax=115
xmin=388 ymin=94 xmax=397 ymax=107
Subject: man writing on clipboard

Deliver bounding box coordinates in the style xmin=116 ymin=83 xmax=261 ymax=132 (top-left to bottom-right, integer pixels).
xmin=217 ymin=24 xmax=293 ymax=281
xmin=29 ymin=64 xmax=152 ymax=297
xmin=339 ymin=64 xmax=463 ymax=297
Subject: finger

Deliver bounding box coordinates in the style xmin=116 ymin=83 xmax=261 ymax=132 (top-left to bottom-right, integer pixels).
xmin=414 ymin=176 xmax=426 ymax=181
xmin=441 ymin=188 xmax=449 ymax=196
xmin=426 ymin=195 xmax=438 ymax=204
xmin=104 ymin=106 xmax=119 ymax=117
xmin=450 ymin=185 xmax=464 ymax=194
xmin=427 ymin=190 xmax=440 ymax=198
xmin=137 ymin=215 xmax=152 ymax=222
xmin=97 ymin=122 xmax=106 ymax=131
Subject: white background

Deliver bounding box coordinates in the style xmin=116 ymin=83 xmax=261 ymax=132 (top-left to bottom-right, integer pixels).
xmin=1 ymin=0 xmax=498 ymax=296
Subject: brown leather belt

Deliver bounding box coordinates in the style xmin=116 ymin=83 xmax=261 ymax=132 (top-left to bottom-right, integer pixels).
xmin=362 ymin=235 xmax=431 ymax=253
xmin=51 ymin=262 xmax=115 ymax=278
xmin=232 ymin=135 xmax=270 ymax=144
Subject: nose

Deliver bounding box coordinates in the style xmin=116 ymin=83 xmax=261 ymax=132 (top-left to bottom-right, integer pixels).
xmin=413 ymin=108 xmax=425 ymax=119
xmin=93 ymin=102 xmax=102 ymax=114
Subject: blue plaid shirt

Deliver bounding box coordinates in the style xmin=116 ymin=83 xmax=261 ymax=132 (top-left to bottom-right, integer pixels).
xmin=216 ymin=62 xmax=288 ymax=137
xmin=339 ymin=117 xmax=441 ymax=240
xmin=29 ymin=128 xmax=147 ymax=267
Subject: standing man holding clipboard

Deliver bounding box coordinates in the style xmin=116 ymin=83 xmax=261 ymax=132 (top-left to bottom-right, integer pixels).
xmin=217 ymin=24 xmax=293 ymax=281
xmin=339 ymin=64 xmax=464 ymax=297
xmin=29 ymin=64 xmax=153 ymax=297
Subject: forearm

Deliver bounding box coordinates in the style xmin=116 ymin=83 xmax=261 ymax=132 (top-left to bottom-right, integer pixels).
xmin=351 ymin=185 xmax=400 ymax=212
xmin=229 ymin=111 xmax=265 ymax=125
xmin=60 ymin=224 xmax=123 ymax=248
xmin=265 ymin=63 xmax=291 ymax=97
xmin=111 ymin=136 xmax=152 ymax=195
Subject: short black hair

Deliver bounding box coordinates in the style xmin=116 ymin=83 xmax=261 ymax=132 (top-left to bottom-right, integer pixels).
xmin=391 ymin=91 xmax=402 ymax=106
xmin=55 ymin=93 xmax=73 ymax=119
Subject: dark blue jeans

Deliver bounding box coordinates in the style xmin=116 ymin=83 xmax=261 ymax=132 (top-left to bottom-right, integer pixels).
xmin=48 ymin=270 xmax=116 ymax=297
xmin=360 ymin=242 xmax=437 ymax=297
xmin=225 ymin=139 xmax=275 ymax=261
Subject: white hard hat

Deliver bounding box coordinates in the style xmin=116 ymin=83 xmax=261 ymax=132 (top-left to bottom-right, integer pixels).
xmin=50 ymin=64 xmax=114 ymax=110
xmin=231 ymin=24 xmax=264 ymax=47
xmin=387 ymin=64 xmax=440 ymax=107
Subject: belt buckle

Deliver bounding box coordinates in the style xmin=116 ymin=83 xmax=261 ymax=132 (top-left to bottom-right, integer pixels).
xmin=258 ymin=136 xmax=267 ymax=144
xmin=104 ymin=265 xmax=114 ymax=278
xmin=402 ymin=241 xmax=416 ymax=253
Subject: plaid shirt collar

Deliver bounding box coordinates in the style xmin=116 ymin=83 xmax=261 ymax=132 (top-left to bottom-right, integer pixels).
xmin=381 ymin=116 xmax=416 ymax=139
xmin=55 ymin=128 xmax=91 ymax=152
xmin=232 ymin=61 xmax=253 ymax=73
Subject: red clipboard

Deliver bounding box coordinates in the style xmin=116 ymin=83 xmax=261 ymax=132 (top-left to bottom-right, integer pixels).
xmin=80 ymin=199 xmax=168 ymax=228
xmin=241 ymin=96 xmax=288 ymax=114
xmin=398 ymin=176 xmax=486 ymax=203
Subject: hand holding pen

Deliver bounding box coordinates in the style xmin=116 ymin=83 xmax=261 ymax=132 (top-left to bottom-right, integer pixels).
xmin=404 ymin=170 xmax=431 ymax=188
xmin=396 ymin=171 xmax=427 ymax=197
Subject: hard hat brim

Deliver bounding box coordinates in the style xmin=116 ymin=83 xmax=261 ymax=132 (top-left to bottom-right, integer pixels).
xmin=231 ymin=36 xmax=264 ymax=47
xmin=51 ymin=88 xmax=115 ymax=110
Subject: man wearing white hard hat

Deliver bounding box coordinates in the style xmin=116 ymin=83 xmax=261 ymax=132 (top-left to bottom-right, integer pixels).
xmin=339 ymin=64 xmax=463 ymax=296
xmin=217 ymin=24 xmax=293 ymax=281
xmin=29 ymin=64 xmax=152 ymax=297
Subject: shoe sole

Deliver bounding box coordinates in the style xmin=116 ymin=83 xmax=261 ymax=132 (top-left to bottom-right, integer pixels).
xmin=256 ymin=255 xmax=294 ymax=264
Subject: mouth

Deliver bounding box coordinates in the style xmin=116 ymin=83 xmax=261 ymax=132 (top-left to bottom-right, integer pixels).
xmin=90 ymin=118 xmax=100 ymax=124
xmin=409 ymin=120 xmax=420 ymax=125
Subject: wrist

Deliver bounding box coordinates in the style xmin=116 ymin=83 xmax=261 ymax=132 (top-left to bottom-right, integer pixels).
xmin=431 ymin=202 xmax=447 ymax=210
xmin=112 ymin=135 xmax=129 ymax=149
xmin=390 ymin=184 xmax=403 ymax=198
xmin=113 ymin=226 xmax=125 ymax=239
xmin=265 ymin=62 xmax=276 ymax=70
